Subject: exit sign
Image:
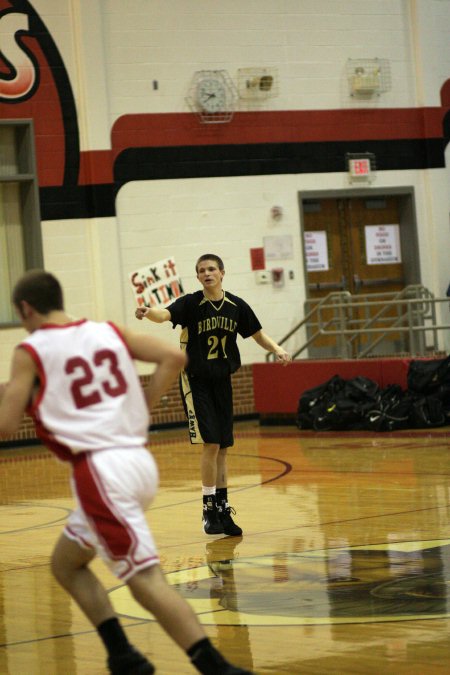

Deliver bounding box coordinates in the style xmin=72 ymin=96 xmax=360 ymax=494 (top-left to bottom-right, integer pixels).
xmin=349 ymin=158 xmax=371 ymax=177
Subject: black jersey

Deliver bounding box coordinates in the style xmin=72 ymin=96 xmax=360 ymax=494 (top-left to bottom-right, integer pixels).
xmin=168 ymin=290 xmax=262 ymax=378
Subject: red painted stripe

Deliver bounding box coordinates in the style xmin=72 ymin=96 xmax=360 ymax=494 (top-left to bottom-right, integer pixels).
xmin=79 ymin=150 xmax=114 ymax=185
xmin=110 ymin=108 xmax=444 ymax=158
xmin=65 ymin=107 xmax=445 ymax=186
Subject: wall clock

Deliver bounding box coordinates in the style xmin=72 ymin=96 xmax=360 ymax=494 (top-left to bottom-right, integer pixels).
xmin=186 ymin=70 xmax=237 ymax=123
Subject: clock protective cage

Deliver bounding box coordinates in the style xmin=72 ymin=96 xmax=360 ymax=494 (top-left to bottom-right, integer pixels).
xmin=186 ymin=69 xmax=237 ymax=124
xmin=237 ymin=67 xmax=278 ymax=102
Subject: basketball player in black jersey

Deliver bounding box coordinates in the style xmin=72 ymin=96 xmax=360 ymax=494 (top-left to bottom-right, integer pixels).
xmin=136 ymin=254 xmax=291 ymax=536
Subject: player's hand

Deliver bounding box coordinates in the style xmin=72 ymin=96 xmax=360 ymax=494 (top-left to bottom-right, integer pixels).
xmin=275 ymin=349 xmax=291 ymax=366
xmin=135 ymin=307 xmax=149 ymax=320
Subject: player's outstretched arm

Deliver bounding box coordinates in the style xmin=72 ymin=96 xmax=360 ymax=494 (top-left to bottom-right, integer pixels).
xmin=122 ymin=327 xmax=186 ymax=409
xmin=251 ymin=329 xmax=291 ymax=366
xmin=135 ymin=306 xmax=171 ymax=323
xmin=0 ymin=348 xmax=37 ymax=437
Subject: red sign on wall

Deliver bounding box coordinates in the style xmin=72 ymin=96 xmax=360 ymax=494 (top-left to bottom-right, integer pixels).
xmin=250 ymin=247 xmax=265 ymax=270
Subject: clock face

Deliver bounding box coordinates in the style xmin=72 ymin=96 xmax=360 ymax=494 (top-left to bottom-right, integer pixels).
xmin=196 ymin=77 xmax=227 ymax=113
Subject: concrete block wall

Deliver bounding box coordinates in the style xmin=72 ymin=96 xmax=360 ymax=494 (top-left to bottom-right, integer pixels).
xmin=0 ymin=365 xmax=255 ymax=446
xmin=1 ymin=0 xmax=450 ymax=385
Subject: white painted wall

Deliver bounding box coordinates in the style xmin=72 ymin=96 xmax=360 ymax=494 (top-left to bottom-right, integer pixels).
xmin=1 ymin=0 xmax=450 ymax=380
xmin=116 ymin=164 xmax=450 ymax=375
xmin=100 ymin=0 xmax=418 ymax=115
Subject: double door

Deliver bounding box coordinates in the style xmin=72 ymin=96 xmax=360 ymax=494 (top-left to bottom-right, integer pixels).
xmin=302 ymin=196 xmax=407 ymax=356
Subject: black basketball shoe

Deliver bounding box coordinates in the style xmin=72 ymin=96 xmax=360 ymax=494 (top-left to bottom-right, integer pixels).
xmin=202 ymin=496 xmax=224 ymax=535
xmin=217 ymin=503 xmax=243 ymax=536
xmin=107 ymin=646 xmax=155 ymax=674
xmin=190 ymin=640 xmax=253 ymax=674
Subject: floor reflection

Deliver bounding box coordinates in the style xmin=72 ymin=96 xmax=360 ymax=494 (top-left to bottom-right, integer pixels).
xmin=3 ymin=424 xmax=450 ymax=674
xmin=206 ymin=538 xmax=254 ymax=673
xmin=167 ymin=539 xmax=450 ymax=624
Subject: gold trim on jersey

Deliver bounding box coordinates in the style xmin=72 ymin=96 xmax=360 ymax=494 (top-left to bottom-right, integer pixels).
xmin=200 ymin=291 xmax=237 ymax=312
xmin=180 ymin=326 xmax=188 ymax=351
xmin=180 ymin=370 xmax=204 ymax=444
xmin=200 ymin=294 xmax=225 ymax=311
xmin=223 ymin=294 xmax=237 ymax=307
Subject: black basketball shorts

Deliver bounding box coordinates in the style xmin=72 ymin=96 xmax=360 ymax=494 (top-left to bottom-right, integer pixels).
xmin=179 ymin=371 xmax=234 ymax=449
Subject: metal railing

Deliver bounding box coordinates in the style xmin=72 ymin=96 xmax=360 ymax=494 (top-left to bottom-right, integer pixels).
xmin=267 ymin=285 xmax=450 ymax=360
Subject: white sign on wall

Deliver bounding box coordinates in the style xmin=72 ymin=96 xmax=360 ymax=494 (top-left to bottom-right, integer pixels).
xmin=129 ymin=257 xmax=184 ymax=308
xmin=263 ymin=234 xmax=294 ymax=260
xmin=304 ymin=230 xmax=329 ymax=271
xmin=365 ymin=224 xmax=401 ymax=265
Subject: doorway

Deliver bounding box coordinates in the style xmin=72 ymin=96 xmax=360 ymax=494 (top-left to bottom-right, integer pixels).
xmin=299 ymin=188 xmax=420 ymax=358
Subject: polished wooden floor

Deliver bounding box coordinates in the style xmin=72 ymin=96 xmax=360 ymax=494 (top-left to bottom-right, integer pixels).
xmin=1 ymin=420 xmax=450 ymax=674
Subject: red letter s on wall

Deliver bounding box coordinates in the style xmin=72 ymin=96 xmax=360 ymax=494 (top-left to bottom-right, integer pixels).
xmin=0 ymin=10 xmax=38 ymax=101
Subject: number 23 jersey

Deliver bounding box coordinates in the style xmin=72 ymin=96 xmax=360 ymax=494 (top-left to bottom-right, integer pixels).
xmin=20 ymin=320 xmax=149 ymax=459
xmin=168 ymin=290 xmax=262 ymax=378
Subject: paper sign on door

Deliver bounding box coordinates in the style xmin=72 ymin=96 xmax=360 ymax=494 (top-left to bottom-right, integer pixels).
xmin=365 ymin=224 xmax=401 ymax=265
xmin=304 ymin=231 xmax=329 ymax=271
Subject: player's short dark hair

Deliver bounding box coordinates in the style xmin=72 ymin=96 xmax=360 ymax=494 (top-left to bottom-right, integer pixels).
xmin=195 ymin=254 xmax=224 ymax=272
xmin=12 ymin=270 xmax=64 ymax=314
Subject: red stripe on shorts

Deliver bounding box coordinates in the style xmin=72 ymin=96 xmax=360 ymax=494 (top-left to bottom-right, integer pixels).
xmin=73 ymin=453 xmax=134 ymax=558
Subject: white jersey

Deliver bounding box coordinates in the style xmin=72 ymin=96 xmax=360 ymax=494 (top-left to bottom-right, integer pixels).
xmin=21 ymin=320 xmax=149 ymax=461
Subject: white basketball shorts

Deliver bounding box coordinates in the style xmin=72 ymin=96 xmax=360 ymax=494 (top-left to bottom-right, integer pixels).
xmin=64 ymin=446 xmax=159 ymax=581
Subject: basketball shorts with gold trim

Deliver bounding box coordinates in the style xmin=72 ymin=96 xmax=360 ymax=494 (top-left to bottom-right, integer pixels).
xmin=180 ymin=371 xmax=234 ymax=449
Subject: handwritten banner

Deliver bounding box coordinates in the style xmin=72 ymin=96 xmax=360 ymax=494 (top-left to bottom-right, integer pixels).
xmin=129 ymin=257 xmax=184 ymax=308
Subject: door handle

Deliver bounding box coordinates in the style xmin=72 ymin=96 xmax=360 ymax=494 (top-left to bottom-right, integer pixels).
xmin=308 ymin=278 xmax=347 ymax=291
xmin=354 ymin=276 xmax=405 ymax=288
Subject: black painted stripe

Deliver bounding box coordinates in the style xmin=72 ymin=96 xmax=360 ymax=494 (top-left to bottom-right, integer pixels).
xmin=39 ymin=137 xmax=445 ymax=220
xmin=40 ymin=184 xmax=116 ymax=220
xmin=114 ymin=138 xmax=445 ymax=184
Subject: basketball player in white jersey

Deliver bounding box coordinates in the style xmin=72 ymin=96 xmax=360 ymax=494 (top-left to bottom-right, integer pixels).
xmin=0 ymin=270 xmax=252 ymax=675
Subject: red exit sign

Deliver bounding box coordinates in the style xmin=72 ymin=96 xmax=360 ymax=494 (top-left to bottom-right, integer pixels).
xmin=349 ymin=158 xmax=371 ymax=176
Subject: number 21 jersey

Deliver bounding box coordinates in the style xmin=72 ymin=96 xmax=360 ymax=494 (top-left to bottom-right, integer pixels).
xmin=168 ymin=290 xmax=262 ymax=378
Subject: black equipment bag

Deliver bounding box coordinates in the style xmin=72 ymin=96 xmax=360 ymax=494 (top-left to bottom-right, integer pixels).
xmin=297 ymin=360 xmax=450 ymax=432
xmin=296 ymin=375 xmax=345 ymax=430
xmin=297 ymin=375 xmax=380 ymax=431
xmin=409 ymin=394 xmax=447 ymax=428
xmin=407 ymin=355 xmax=450 ymax=426
xmin=364 ymin=384 xmax=412 ymax=432
xmin=314 ymin=376 xmax=380 ymax=431
xmin=407 ymin=355 xmax=450 ymax=396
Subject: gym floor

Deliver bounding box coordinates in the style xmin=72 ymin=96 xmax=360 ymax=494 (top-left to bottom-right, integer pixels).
xmin=1 ymin=420 xmax=450 ymax=674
